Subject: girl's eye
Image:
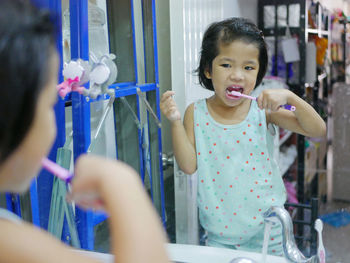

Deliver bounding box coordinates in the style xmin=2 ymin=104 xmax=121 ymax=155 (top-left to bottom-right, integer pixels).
xmin=221 ymin=64 xmax=231 ymax=68
xmin=245 ymin=66 xmax=255 ymax=70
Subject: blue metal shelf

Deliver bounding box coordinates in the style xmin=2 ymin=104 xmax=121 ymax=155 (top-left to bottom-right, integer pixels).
xmin=67 ymin=0 xmax=165 ymax=250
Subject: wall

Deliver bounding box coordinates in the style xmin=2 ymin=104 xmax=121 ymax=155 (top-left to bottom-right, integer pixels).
xmin=319 ymin=0 xmax=350 ymax=14
xmin=156 ymin=0 xmax=172 ymax=157
xmin=223 ymin=0 xmax=257 ymax=23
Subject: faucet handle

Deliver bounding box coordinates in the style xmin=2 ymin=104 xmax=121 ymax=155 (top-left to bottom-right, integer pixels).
xmin=263 ymin=218 xmax=277 ymax=226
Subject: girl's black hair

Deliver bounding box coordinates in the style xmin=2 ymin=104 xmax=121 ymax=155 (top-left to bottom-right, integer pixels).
xmin=0 ymin=0 xmax=56 ymax=163
xmin=196 ymin=17 xmax=268 ymax=91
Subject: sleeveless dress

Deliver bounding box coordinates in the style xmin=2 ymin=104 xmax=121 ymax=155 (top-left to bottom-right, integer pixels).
xmin=194 ymin=99 xmax=286 ymax=255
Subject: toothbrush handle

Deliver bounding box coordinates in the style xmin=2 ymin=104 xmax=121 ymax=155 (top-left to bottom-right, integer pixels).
xmin=251 ymin=94 xmax=295 ymax=111
xmin=281 ymin=104 xmax=296 ymax=111
xmin=41 ymin=158 xmax=74 ymax=183
xmin=318 ymin=236 xmax=326 ymax=263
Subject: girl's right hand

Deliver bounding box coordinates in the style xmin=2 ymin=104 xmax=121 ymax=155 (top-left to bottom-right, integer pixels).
xmin=160 ymin=90 xmax=181 ymax=122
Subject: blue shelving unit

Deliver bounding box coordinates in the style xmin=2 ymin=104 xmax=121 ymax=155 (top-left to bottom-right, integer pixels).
xmin=15 ymin=0 xmax=167 ymax=250
xmin=69 ymin=0 xmax=165 ymax=249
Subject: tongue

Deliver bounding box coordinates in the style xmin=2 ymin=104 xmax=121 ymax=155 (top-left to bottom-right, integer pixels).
xmin=227 ymin=87 xmax=242 ymax=92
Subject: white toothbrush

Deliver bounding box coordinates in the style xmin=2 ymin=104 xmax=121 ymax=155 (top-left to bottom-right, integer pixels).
xmin=315 ymin=219 xmax=326 ymax=263
xmin=229 ymin=90 xmax=296 ymax=111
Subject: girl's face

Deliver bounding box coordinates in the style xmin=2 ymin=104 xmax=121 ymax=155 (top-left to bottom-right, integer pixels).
xmin=205 ymin=40 xmax=260 ymax=107
xmin=0 ymin=51 xmax=59 ymax=193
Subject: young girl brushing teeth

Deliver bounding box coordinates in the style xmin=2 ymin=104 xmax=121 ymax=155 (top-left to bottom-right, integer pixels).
xmin=161 ymin=17 xmax=326 ymax=255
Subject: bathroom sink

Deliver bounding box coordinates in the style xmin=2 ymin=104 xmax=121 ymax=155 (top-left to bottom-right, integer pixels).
xmin=75 ymin=243 xmax=288 ymax=263
xmin=167 ymin=243 xmax=287 ymax=263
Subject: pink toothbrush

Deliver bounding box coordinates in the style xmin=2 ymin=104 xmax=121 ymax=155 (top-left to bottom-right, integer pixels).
xmin=41 ymin=157 xmax=74 ymax=183
xmin=315 ymin=219 xmax=326 ymax=263
xmin=230 ymin=91 xmax=296 ymax=111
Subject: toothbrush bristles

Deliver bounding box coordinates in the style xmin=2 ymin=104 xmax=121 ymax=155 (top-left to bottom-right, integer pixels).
xmin=315 ymin=219 xmax=323 ymax=231
xmin=230 ymin=91 xmax=241 ymax=96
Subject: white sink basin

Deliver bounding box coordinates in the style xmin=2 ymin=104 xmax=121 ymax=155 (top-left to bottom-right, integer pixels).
xmin=167 ymin=243 xmax=288 ymax=263
xmin=76 ymin=243 xmax=288 ymax=263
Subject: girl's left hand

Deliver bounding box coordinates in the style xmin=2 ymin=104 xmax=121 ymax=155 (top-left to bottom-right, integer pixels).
xmin=256 ymin=89 xmax=292 ymax=112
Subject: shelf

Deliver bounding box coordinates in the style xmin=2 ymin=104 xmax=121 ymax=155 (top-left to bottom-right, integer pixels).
xmin=259 ymin=0 xmax=330 ymax=205
xmin=279 ymin=130 xmax=293 ymax=146
xmin=306 ymin=28 xmax=330 ymax=36
xmin=305 ymin=170 xmax=317 ymax=186
xmin=279 ymin=144 xmax=298 ymax=176
xmin=304 ymin=145 xmax=318 ymax=186
xmin=280 ymin=154 xmax=297 ymax=176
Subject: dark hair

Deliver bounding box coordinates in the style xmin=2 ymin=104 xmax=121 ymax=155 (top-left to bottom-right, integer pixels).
xmin=0 ymin=0 xmax=56 ymax=163
xmin=196 ymin=17 xmax=268 ymax=91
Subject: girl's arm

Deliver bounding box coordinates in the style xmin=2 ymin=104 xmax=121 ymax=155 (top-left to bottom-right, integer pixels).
xmin=72 ymin=156 xmax=170 ymax=263
xmin=172 ymin=104 xmax=197 ymax=174
xmin=0 ymin=156 xmax=170 ymax=263
xmin=0 ymin=220 xmax=101 ymax=263
xmin=258 ymin=89 xmax=326 ymax=137
xmin=160 ymin=90 xmax=197 ymax=174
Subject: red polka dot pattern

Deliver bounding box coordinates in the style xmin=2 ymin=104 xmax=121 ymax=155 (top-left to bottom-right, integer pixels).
xmin=193 ymin=99 xmax=285 ymax=247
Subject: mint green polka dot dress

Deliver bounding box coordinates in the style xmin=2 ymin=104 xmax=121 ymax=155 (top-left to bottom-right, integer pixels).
xmin=194 ymin=99 xmax=287 ymax=255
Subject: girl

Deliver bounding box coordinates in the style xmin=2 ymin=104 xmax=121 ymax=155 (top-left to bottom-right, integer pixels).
xmin=0 ymin=1 xmax=169 ymax=262
xmin=160 ymin=17 xmax=326 ymax=255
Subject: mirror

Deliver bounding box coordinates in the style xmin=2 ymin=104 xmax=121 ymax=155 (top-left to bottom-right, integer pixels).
xmin=1 ymin=0 xmax=349 ymax=262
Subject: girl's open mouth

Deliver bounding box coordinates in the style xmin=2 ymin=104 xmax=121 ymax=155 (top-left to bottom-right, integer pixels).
xmin=226 ymin=86 xmax=243 ymax=99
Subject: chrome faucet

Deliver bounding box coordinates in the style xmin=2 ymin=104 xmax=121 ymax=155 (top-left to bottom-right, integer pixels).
xmin=263 ymin=206 xmax=319 ymax=263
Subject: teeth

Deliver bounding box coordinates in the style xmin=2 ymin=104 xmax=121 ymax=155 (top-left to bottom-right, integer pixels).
xmin=227 ymin=87 xmax=243 ymax=92
xmin=227 ymin=89 xmax=241 ymax=94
